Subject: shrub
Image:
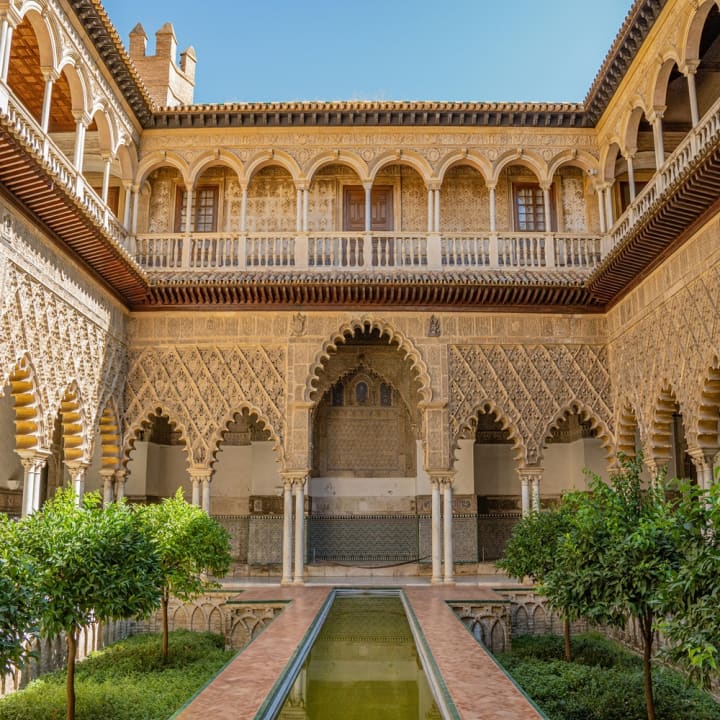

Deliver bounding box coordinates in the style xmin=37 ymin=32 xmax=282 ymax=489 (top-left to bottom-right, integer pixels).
xmin=496 ymin=634 xmax=720 ymax=720
xmin=0 ymin=631 xmax=234 ymax=720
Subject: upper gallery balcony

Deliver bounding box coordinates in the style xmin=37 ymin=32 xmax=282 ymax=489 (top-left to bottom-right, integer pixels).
xmin=2 ymin=0 xmax=720 ymax=306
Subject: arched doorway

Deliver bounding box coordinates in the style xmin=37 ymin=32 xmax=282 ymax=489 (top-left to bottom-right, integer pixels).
xmin=308 ymin=324 xmax=424 ymax=564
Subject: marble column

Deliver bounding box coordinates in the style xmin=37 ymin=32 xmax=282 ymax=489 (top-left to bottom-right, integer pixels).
xmin=40 ymin=69 xmax=57 ymax=134
xmin=72 ymin=113 xmax=88 ymax=172
xmin=650 ymin=109 xmax=665 ymax=169
xmin=518 ymin=467 xmax=543 ymax=516
xmin=684 ymin=63 xmax=700 ymax=127
xmin=430 ymin=477 xmax=442 ymax=584
xmin=67 ymin=462 xmax=89 ymax=506
xmin=240 ymin=185 xmax=248 ymax=233
xmin=596 ymin=184 xmax=607 ymax=234
xmin=442 ymin=478 xmax=454 ymax=584
xmin=281 ymin=478 xmax=294 ymax=585
xmin=122 ymin=183 xmax=132 ymax=230
xmin=202 ymin=476 xmax=212 ymax=513
xmin=624 ymin=152 xmax=636 ymax=201
xmin=293 ymin=477 xmax=306 ymax=584
xmin=520 ymin=475 xmax=530 ymax=517
xmin=100 ymin=468 xmax=115 ymax=507
xmin=18 ymin=451 xmax=47 ymax=517
xmin=488 ymin=185 xmax=497 ymax=232
xmin=427 ymin=187 xmax=434 ymax=233
xmin=364 ymin=182 xmax=372 ymax=232
xmin=434 ymin=188 xmax=441 ymax=233
xmin=101 ymin=154 xmax=112 ymax=205
xmin=0 ymin=20 xmax=14 ymax=84
xmin=114 ymin=469 xmax=126 ymax=501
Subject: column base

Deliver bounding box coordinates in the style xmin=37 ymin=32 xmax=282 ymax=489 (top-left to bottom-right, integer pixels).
xmin=431 ymin=576 xmax=444 ymax=585
xmin=293 ymin=577 xmax=305 ymax=586
xmin=443 ymin=577 xmax=455 ymax=585
xmin=280 ymin=577 xmax=294 ymax=586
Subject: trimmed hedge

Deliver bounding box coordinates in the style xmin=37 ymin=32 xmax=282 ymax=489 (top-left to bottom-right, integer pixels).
xmin=0 ymin=630 xmax=235 ymax=720
xmin=496 ymin=633 xmax=720 ymax=720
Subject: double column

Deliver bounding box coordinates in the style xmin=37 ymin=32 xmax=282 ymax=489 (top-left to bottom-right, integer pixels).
xmin=688 ymin=447 xmax=719 ymax=492
xmin=280 ymin=471 xmax=308 ymax=585
xmin=429 ymin=471 xmax=455 ymax=584
xmin=518 ymin=466 xmax=543 ymax=517
xmin=66 ymin=462 xmax=89 ymax=506
xmin=188 ymin=467 xmax=213 ymax=512
xmin=18 ymin=449 xmax=50 ymax=517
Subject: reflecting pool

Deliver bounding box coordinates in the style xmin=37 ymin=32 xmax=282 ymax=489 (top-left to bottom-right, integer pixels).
xmin=278 ymin=595 xmax=441 ymax=719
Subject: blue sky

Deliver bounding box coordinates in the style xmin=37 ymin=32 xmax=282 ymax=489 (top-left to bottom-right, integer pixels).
xmin=102 ymin=0 xmax=633 ymax=105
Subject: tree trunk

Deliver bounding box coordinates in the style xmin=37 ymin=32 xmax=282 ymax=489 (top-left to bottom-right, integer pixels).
xmin=563 ymin=615 xmax=572 ymax=662
xmin=161 ymin=590 xmax=169 ymax=660
xmin=66 ymin=626 xmax=77 ymax=720
xmin=641 ymin=615 xmax=656 ymax=720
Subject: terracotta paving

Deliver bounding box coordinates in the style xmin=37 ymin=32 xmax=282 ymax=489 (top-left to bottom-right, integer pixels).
xmin=405 ymin=586 xmax=544 ymax=719
xmin=174 ymin=583 xmax=543 ymax=720
xmin=174 ymin=586 xmax=332 ymax=720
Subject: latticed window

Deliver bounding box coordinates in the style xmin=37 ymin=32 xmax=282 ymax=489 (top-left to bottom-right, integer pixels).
xmin=380 ymin=383 xmax=393 ymax=407
xmin=513 ymin=184 xmax=546 ymax=231
xmin=175 ymin=186 xmax=219 ymax=232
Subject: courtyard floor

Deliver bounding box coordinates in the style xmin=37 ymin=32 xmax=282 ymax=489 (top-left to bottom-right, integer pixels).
xmin=173 ymin=577 xmax=542 ymax=720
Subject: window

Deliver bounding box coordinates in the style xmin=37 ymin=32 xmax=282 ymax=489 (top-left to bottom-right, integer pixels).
xmin=332 ymin=383 xmax=344 ymax=407
xmin=92 ymin=186 xmax=120 ymax=217
xmin=513 ymin=184 xmax=553 ymax=232
xmin=355 ymin=381 xmax=369 ymax=405
xmin=174 ymin=186 xmax=219 ymax=232
xmin=380 ymin=383 xmax=392 ymax=407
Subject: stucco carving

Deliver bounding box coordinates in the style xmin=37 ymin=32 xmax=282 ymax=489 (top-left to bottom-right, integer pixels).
xmin=0 ymin=205 xmax=127 ymax=457
xmin=449 ymin=344 xmax=613 ymax=466
xmin=124 ymin=346 xmax=287 ymax=467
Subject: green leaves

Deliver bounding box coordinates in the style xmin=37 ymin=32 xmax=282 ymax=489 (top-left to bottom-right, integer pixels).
xmin=17 ymin=489 xmax=164 ymax=640
xmin=139 ymin=489 xmax=231 ymax=602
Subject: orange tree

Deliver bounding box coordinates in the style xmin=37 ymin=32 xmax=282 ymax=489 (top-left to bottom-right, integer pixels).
xmin=543 ymin=456 xmax=682 ymax=720
xmin=139 ymin=490 xmax=231 ymax=659
xmin=18 ymin=490 xmax=163 ymax=720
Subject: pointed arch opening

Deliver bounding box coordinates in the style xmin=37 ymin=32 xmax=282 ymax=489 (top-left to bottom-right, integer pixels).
xmin=697 ymin=360 xmax=720 ymax=456
xmin=650 ymin=386 xmax=697 ymax=483
xmin=309 ymin=324 xmax=422 ymax=515
xmin=211 ymin=407 xmax=282 ymax=516
xmin=125 ymin=410 xmax=189 ymax=503
xmin=541 ymin=403 xmax=613 ymax=492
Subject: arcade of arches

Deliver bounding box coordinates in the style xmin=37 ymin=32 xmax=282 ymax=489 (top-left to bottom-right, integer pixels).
xmin=0 ymin=0 xmax=719 ymax=584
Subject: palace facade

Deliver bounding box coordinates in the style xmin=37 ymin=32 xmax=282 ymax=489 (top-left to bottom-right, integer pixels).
xmin=0 ymin=0 xmax=718 ymax=583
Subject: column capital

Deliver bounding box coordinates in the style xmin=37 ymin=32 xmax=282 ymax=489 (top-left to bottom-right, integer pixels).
xmin=622 ymin=148 xmax=637 ymax=161
xmin=294 ymin=180 xmax=309 ymax=192
xmin=99 ymin=467 xmax=116 ymax=478
xmin=17 ymin=448 xmax=51 ymax=469
xmin=428 ymin=469 xmax=454 ymax=484
xmin=518 ymin=466 xmax=544 ymax=480
xmin=686 ymin=444 xmax=719 ymax=470
xmin=538 ymin=181 xmax=553 ymax=192
xmin=71 ymin=110 xmax=90 ymax=127
xmin=188 ymin=466 xmax=213 ymax=480
xmin=65 ymin=461 xmax=89 ymax=478
xmin=362 ymin=180 xmax=373 ymax=191
xmin=647 ymin=106 xmax=665 ymax=124
xmin=280 ymin=469 xmax=309 ymax=485
xmin=681 ymin=60 xmax=700 ymax=76
xmin=40 ymin=66 xmax=59 ymax=83
xmin=427 ymin=181 xmax=441 ymax=192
